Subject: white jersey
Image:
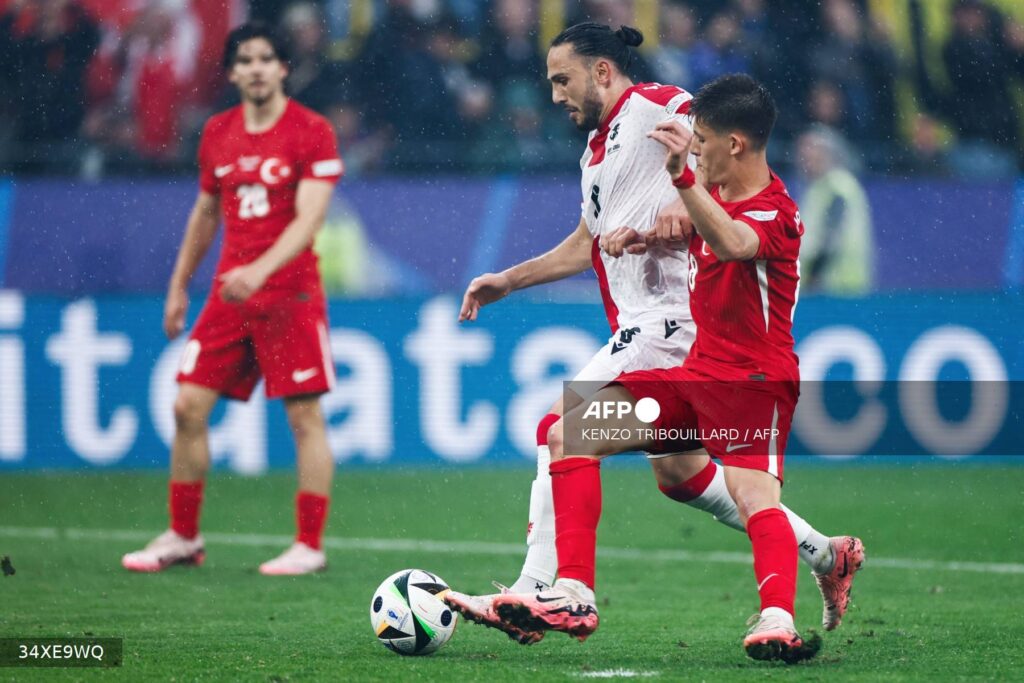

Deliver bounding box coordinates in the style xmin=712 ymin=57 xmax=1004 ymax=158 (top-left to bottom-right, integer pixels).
xmin=580 ymin=82 xmax=694 ymax=334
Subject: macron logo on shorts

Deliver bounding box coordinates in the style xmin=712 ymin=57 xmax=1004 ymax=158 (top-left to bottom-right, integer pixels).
xmin=292 ymin=367 xmax=319 ymax=383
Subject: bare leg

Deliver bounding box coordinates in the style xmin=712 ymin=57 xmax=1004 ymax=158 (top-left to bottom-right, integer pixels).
xmin=284 ymin=395 xmax=333 ymax=495
xmin=257 ymin=394 xmax=334 ymax=575
xmin=170 ymin=382 xmax=220 ymax=482
xmin=724 ymin=465 xmax=799 ymax=646
xmin=121 ymin=382 xmax=217 ymax=571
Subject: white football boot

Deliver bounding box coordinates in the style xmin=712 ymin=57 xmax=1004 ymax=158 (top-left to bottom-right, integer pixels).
xmin=258 ymin=542 xmax=327 ymax=576
xmin=121 ymin=529 xmax=205 ymax=572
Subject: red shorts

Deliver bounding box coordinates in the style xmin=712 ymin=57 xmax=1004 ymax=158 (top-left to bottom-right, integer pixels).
xmin=613 ymin=364 xmax=797 ymax=482
xmin=176 ymin=293 xmax=335 ymax=401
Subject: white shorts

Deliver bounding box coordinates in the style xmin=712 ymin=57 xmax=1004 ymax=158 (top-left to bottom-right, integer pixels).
xmin=567 ymin=316 xmax=696 ymax=459
xmin=569 ymin=315 xmax=696 ymax=393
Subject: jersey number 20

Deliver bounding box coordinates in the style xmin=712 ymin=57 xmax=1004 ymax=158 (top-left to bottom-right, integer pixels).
xmin=236 ymin=183 xmax=270 ymax=219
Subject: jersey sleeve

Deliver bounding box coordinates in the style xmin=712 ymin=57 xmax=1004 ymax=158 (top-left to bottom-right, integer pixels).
xmin=736 ymin=198 xmax=803 ymax=260
xmin=635 ymin=83 xmax=693 ymax=124
xmin=300 ymin=117 xmax=344 ymax=184
xmin=635 ymin=83 xmax=691 ymax=112
xmin=664 ymin=91 xmax=692 ymax=121
xmin=634 ymin=84 xmax=693 ymax=165
xmin=197 ymin=121 xmax=219 ymax=195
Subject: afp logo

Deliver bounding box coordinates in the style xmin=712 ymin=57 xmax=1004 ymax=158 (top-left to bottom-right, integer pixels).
xmin=582 ymin=397 xmax=661 ymax=423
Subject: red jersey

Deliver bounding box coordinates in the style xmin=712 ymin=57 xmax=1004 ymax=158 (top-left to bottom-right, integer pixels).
xmin=684 ymin=172 xmax=803 ymax=382
xmin=197 ymin=99 xmax=343 ymax=298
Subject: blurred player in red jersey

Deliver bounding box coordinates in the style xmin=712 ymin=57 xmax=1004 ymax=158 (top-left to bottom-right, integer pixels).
xmin=494 ymin=75 xmax=863 ymax=662
xmin=122 ymin=22 xmax=344 ymax=576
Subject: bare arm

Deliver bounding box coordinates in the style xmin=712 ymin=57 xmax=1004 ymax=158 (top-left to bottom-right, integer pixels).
xmin=504 ymin=216 xmax=593 ymax=289
xmin=219 ymin=179 xmax=334 ymax=302
xmin=164 ymin=191 xmax=220 ymax=339
xmin=169 ymin=191 xmax=221 ymax=291
xmin=459 ymin=217 xmax=593 ymax=322
xmin=647 ymin=120 xmax=760 ymax=262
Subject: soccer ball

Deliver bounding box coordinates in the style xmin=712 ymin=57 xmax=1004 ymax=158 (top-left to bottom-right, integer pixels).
xmin=370 ymin=569 xmax=457 ymax=656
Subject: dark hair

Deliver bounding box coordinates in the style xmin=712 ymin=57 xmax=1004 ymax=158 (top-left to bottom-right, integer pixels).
xmin=223 ymin=21 xmax=290 ymax=70
xmin=690 ymin=74 xmax=777 ymax=150
xmin=550 ymin=22 xmax=643 ymax=73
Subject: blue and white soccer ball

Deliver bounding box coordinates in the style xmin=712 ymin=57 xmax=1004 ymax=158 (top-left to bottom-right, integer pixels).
xmin=370 ymin=568 xmax=457 ymax=656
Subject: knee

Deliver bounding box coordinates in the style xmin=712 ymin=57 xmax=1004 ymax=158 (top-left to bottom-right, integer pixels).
xmin=652 ymin=453 xmax=712 ymax=490
xmin=651 ymin=457 xmax=686 ymax=489
xmin=173 ymin=393 xmax=209 ymax=433
xmin=286 ymin=402 xmax=325 ymax=444
xmin=546 ymin=419 xmax=566 ymax=462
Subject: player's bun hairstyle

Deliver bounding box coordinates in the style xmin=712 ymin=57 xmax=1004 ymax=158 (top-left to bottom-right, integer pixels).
xmin=223 ymin=21 xmax=290 ymax=70
xmin=551 ymin=22 xmax=644 ymax=72
xmin=690 ymin=74 xmax=778 ymax=150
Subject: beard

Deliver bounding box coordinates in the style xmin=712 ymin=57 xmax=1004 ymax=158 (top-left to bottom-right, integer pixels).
xmin=575 ymin=81 xmax=604 ymax=132
xmin=246 ymin=90 xmax=271 ymax=106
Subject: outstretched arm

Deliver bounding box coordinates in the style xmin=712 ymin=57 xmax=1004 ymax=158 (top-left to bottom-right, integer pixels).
xmin=459 ymin=217 xmax=592 ymax=322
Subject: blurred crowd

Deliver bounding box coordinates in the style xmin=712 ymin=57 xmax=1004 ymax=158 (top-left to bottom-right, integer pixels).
xmin=1 ymin=0 xmax=1023 ymax=179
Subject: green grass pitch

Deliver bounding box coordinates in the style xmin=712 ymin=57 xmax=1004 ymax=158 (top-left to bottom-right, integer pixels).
xmin=1 ymin=464 xmax=1022 ymax=681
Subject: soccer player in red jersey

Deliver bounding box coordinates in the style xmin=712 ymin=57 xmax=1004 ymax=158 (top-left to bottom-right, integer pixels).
xmin=494 ymin=75 xmax=863 ymax=661
xmin=122 ymin=22 xmax=344 ymax=576
xmin=447 ymin=25 xmax=859 ymax=647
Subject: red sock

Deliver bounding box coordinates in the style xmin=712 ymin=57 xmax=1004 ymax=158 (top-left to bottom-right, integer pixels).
xmin=657 ymin=460 xmax=716 ymax=502
xmin=536 ymin=413 xmax=561 ymax=446
xmin=746 ymin=507 xmax=798 ymax=616
xmin=169 ymin=480 xmax=204 ymax=539
xmin=296 ymin=491 xmax=330 ymax=550
xmin=550 ymin=457 xmax=602 ymax=589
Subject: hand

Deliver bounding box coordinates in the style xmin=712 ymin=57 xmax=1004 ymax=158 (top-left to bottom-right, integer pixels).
xmin=647 ymin=120 xmax=695 ymax=181
xmin=459 ymin=272 xmax=512 ymax=322
xmin=600 ymin=226 xmax=649 ymax=258
xmin=164 ymin=287 xmax=189 ymax=340
xmin=218 ymin=263 xmax=268 ymax=303
xmin=651 ymin=197 xmax=693 ymax=249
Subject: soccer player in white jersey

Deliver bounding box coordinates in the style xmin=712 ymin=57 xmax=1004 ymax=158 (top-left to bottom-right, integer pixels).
xmin=446 ymin=22 xmax=863 ymax=644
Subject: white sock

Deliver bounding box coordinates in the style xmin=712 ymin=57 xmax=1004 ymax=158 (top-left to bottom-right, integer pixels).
xmin=782 ymin=505 xmax=833 ymax=573
xmin=760 ymin=606 xmax=794 ymax=625
xmin=680 ymin=462 xmax=745 ymax=532
xmin=511 ymin=444 xmax=556 ymax=592
xmin=674 ymin=462 xmax=834 ymax=572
